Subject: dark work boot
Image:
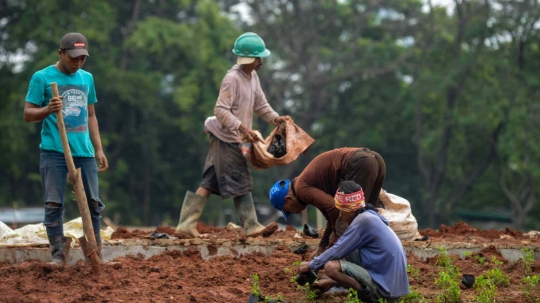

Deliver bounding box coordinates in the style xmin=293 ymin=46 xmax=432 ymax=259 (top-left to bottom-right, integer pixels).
xmin=357 ymin=289 xmax=379 ymax=303
xmin=42 ymin=236 xmax=72 ymax=272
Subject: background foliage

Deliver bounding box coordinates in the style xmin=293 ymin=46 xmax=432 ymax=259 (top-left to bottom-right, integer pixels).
xmin=1 ymin=0 xmax=538 ymax=229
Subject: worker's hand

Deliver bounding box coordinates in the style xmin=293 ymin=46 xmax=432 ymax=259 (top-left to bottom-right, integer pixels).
xmin=95 ymin=150 xmax=109 ymax=172
xmin=310 ymin=246 xmax=324 ymax=259
xmin=47 ymin=96 xmax=63 ymax=114
xmin=298 ymin=262 xmax=311 ymax=275
xmin=274 ymin=115 xmax=292 ymax=124
xmin=238 ymin=124 xmax=261 ymax=143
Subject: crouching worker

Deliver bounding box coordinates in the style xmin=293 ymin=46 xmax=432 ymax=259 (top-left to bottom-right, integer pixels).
xmin=298 ymin=181 xmax=409 ymax=303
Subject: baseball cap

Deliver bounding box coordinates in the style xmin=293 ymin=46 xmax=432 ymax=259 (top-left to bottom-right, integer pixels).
xmin=269 ymin=180 xmax=291 ymax=221
xmin=60 ymin=33 xmax=89 ymax=58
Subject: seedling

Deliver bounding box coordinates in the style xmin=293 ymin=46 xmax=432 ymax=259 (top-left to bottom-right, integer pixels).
xmin=490 ymin=256 xmax=504 ymax=267
xmin=407 ymin=264 xmax=420 ymax=279
xmin=475 ymin=255 xmax=487 ymax=266
xmin=345 ymin=289 xmax=361 ymax=303
xmin=463 ymin=251 xmax=473 ymax=258
xmin=435 ymin=247 xmax=453 ymax=268
xmin=434 ymin=247 xmax=461 ymax=303
xmin=521 ymin=248 xmax=535 ymax=275
xmin=264 ymin=294 xmax=285 ymax=302
xmin=399 ymin=286 xmax=427 ymax=303
xmin=251 ymin=274 xmax=262 ymax=297
xmin=475 ymin=275 xmax=497 ymax=303
xmin=296 ymin=283 xmax=317 ymax=301
xmin=520 ymin=275 xmax=539 ymax=302
xmin=484 ymin=267 xmax=510 ymax=287
xmin=292 ymin=261 xmax=302 ymax=267
xmin=435 ymin=270 xmax=461 ymax=303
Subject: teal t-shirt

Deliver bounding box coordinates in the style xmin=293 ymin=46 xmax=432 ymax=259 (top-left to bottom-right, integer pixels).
xmin=26 ymin=65 xmax=97 ymax=157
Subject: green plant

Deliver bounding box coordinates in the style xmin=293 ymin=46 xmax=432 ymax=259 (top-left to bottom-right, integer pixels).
xmin=292 ymin=261 xmax=302 ymax=267
xmin=434 ymin=247 xmax=461 ymax=302
xmin=484 ymin=267 xmax=510 ymax=287
xmin=251 ymin=274 xmax=262 ymax=297
xmin=490 ymin=256 xmax=504 ymax=266
xmin=521 ymin=275 xmax=539 ymax=301
xmin=463 ymin=251 xmax=473 ymax=258
xmin=475 ymin=275 xmax=497 ymax=303
xmin=407 ymin=264 xmax=420 ymax=279
xmin=398 ymin=286 xmax=428 ymax=303
xmin=264 ymin=294 xmax=285 ymax=302
xmin=435 ymin=270 xmax=461 ymax=303
xmin=521 ymin=248 xmax=535 ymax=275
xmin=345 ymin=289 xmax=361 ymax=303
xmin=475 ymin=255 xmax=487 ymax=266
xmin=436 ymin=247 xmax=451 ymax=267
xmin=296 ymin=283 xmax=317 ymax=301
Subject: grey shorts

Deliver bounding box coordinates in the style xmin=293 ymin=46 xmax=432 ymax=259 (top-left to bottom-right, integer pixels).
xmin=340 ymin=258 xmax=400 ymax=303
xmin=340 ymin=259 xmax=380 ymax=295
xmin=200 ymin=134 xmax=253 ymax=199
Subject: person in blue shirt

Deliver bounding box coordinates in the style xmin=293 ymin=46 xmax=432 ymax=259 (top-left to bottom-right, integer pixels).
xmin=24 ymin=33 xmax=108 ymax=270
xmin=298 ymin=181 xmax=409 ymax=302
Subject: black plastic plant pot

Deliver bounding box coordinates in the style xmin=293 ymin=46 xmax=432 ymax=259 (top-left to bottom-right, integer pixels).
xmin=295 ymin=270 xmax=317 ymax=286
xmin=462 ymin=274 xmax=475 ymax=288
xmin=303 ymin=224 xmax=319 ymax=238
xmin=248 ymin=293 xmax=262 ymax=303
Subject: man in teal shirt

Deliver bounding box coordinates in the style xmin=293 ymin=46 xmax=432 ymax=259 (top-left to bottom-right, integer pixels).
xmin=24 ymin=33 xmax=108 ymax=270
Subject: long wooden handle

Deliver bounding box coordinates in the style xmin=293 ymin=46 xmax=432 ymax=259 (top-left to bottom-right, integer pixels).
xmin=50 ymin=82 xmax=100 ymax=274
xmin=51 ymin=83 xmax=77 ymax=173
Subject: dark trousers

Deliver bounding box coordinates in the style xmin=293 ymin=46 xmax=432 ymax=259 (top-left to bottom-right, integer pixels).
xmin=343 ymin=148 xmax=386 ymax=206
xmin=336 ymin=148 xmax=386 ymax=237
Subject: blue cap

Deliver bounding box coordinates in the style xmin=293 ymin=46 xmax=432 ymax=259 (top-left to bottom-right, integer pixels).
xmin=269 ymin=180 xmax=291 ymax=221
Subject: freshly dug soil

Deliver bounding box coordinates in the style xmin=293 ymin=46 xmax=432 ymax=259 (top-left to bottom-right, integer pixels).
xmin=0 ymin=221 xmax=538 ymax=303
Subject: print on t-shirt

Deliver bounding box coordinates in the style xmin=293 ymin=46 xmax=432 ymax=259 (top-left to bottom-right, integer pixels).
xmin=59 ymin=84 xmax=88 ymax=132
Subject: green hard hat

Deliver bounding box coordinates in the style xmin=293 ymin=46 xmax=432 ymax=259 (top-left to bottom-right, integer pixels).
xmin=232 ymin=32 xmax=271 ymax=58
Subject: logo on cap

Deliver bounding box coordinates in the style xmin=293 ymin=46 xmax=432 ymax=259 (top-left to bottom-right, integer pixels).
xmin=74 ymin=43 xmax=85 ymax=47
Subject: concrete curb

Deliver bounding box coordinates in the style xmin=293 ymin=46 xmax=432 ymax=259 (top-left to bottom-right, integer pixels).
xmin=0 ymin=239 xmax=538 ymax=265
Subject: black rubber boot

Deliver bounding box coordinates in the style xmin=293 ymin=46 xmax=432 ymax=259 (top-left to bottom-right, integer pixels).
xmin=43 ymin=235 xmax=72 ymax=272
xmin=357 ymin=289 xmax=379 ymax=303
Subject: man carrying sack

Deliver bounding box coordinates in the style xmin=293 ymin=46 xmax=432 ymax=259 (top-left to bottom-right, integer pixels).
xmin=298 ymin=181 xmax=409 ymax=302
xmin=176 ymin=32 xmax=291 ymax=238
xmin=23 ymin=33 xmax=108 ymax=270
xmin=269 ymin=147 xmax=386 ymax=257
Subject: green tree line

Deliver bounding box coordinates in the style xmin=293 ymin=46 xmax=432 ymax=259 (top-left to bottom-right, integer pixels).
xmin=0 ymin=0 xmax=538 ymax=229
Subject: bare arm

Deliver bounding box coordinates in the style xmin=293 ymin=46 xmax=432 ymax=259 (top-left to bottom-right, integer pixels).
xmin=23 ymin=98 xmax=62 ymax=123
xmin=88 ymin=104 xmax=108 ymax=172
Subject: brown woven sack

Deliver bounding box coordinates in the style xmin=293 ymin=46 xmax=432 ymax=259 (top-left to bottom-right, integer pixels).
xmin=249 ymin=120 xmax=315 ymax=170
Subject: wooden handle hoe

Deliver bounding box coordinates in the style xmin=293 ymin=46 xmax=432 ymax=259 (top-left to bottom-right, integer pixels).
xmin=50 ymin=82 xmax=100 ymax=274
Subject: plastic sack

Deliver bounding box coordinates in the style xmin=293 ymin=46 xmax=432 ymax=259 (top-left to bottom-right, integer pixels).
xmin=378 ymin=190 xmax=423 ymax=241
xmin=249 ymin=120 xmax=315 ymax=170
xmin=0 ymin=217 xmax=114 ymax=247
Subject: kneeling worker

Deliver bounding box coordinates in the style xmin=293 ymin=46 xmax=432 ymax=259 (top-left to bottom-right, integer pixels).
xmin=298 ymin=181 xmax=409 ymax=302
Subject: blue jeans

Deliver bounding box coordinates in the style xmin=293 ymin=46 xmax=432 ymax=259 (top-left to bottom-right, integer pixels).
xmin=40 ymin=150 xmax=104 ymax=237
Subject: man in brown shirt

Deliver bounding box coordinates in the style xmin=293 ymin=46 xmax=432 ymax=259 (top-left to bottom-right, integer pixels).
xmin=269 ymin=147 xmax=386 ymax=256
xmin=176 ymin=32 xmax=290 ymax=238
